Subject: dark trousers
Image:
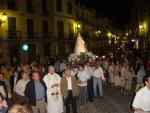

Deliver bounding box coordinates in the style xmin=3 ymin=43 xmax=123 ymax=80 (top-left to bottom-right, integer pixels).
xmin=65 ymin=90 xmax=78 ymax=113
xmin=87 ymin=77 xmax=94 ymax=101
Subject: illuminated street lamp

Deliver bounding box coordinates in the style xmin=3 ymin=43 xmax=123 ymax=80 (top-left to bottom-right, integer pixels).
xmin=0 ymin=12 xmax=7 ymax=38
xmin=138 ymin=22 xmax=147 ymax=52
xmin=1 ymin=12 xmax=7 ymax=22
xmin=76 ymin=24 xmax=81 ymax=33
xmin=0 ymin=12 xmax=7 ymax=24
xmin=77 ymin=24 xmax=81 ymax=28
xmin=107 ymin=32 xmax=112 ymax=38
xmin=139 ymin=25 xmax=144 ymax=29
xmin=98 ymin=30 xmax=101 ymax=34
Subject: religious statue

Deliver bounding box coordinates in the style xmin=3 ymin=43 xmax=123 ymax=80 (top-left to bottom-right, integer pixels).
xmin=74 ymin=33 xmax=88 ymax=54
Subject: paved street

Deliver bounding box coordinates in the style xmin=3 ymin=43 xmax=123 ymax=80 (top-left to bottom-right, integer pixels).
xmin=78 ymin=85 xmax=134 ymax=113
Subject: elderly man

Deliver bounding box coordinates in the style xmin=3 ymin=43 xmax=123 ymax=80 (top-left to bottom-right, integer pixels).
xmin=43 ymin=65 xmax=63 ymax=113
xmin=132 ymin=75 xmax=150 ymax=113
xmin=25 ymin=71 xmax=47 ymax=113
xmin=61 ymin=69 xmax=78 ymax=113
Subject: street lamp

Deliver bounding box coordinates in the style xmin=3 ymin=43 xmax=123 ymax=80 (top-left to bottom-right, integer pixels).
xmin=77 ymin=24 xmax=81 ymax=28
xmin=107 ymin=32 xmax=112 ymax=38
xmin=0 ymin=12 xmax=7 ymax=39
xmin=0 ymin=12 xmax=7 ymax=24
xmin=98 ymin=30 xmax=101 ymax=34
xmin=107 ymin=32 xmax=112 ymax=46
xmin=126 ymin=33 xmax=129 ymax=36
xmin=76 ymin=24 xmax=81 ymax=33
xmin=138 ymin=23 xmax=147 ymax=52
xmin=139 ymin=25 xmax=144 ymax=29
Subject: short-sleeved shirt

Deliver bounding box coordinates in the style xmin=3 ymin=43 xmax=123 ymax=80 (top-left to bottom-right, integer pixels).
xmin=132 ymin=86 xmax=150 ymax=112
xmin=77 ymin=70 xmax=89 ymax=86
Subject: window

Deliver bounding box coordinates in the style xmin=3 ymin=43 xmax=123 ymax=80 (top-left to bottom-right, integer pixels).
xmin=42 ymin=0 xmax=48 ymax=15
xmin=68 ymin=23 xmax=74 ymax=38
xmin=27 ymin=0 xmax=34 ymax=13
xmin=27 ymin=19 xmax=34 ymax=38
xmin=42 ymin=21 xmax=49 ymax=38
xmin=7 ymin=0 xmax=16 ymax=10
xmin=44 ymin=43 xmax=50 ymax=57
xmin=81 ymin=12 xmax=84 ymax=20
xmin=56 ymin=0 xmax=62 ymax=12
xmin=57 ymin=21 xmax=64 ymax=39
xmin=67 ymin=2 xmax=72 ymax=15
xmin=76 ymin=10 xmax=79 ymax=19
xmin=8 ymin=17 xmax=17 ymax=38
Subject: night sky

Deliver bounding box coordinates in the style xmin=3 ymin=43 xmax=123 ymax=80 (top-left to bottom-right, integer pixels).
xmin=77 ymin=0 xmax=136 ymax=29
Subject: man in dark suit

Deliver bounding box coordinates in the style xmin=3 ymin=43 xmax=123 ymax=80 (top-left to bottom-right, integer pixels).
xmin=9 ymin=71 xmax=21 ymax=93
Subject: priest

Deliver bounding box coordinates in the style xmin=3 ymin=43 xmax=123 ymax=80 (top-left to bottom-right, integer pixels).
xmin=43 ymin=64 xmax=63 ymax=113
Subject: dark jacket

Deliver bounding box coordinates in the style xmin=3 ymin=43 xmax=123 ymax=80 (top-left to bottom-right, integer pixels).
xmin=9 ymin=75 xmax=21 ymax=92
xmin=0 ymin=80 xmax=8 ymax=99
xmin=24 ymin=79 xmax=47 ymax=106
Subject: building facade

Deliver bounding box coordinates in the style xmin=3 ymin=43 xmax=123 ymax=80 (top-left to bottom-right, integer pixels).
xmin=0 ymin=0 xmax=96 ymax=65
xmin=130 ymin=0 xmax=150 ymax=52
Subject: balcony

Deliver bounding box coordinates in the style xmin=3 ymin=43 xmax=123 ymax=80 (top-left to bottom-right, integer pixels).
xmin=7 ymin=31 xmax=21 ymax=39
xmin=42 ymin=32 xmax=53 ymax=38
xmin=27 ymin=32 xmax=39 ymax=39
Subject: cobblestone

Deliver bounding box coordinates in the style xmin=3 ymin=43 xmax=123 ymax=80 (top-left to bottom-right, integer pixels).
xmin=78 ymin=85 xmax=134 ymax=113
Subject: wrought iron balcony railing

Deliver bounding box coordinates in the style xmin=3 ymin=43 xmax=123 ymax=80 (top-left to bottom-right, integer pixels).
xmin=7 ymin=31 xmax=21 ymax=39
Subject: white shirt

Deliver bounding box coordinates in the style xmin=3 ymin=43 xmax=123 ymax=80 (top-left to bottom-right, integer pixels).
xmin=66 ymin=77 xmax=72 ymax=90
xmin=132 ymin=86 xmax=150 ymax=112
xmin=15 ymin=79 xmax=30 ymax=96
xmin=93 ymin=66 xmax=104 ymax=79
xmin=77 ymin=70 xmax=89 ymax=86
xmin=84 ymin=66 xmax=92 ymax=79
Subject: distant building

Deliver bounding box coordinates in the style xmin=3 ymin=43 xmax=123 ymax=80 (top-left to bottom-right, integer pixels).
xmin=130 ymin=0 xmax=150 ymax=51
xmin=0 ymin=0 xmax=96 ymax=65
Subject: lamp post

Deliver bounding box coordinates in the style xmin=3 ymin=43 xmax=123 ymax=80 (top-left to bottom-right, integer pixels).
xmin=107 ymin=32 xmax=112 ymax=46
xmin=0 ymin=12 xmax=7 ymax=25
xmin=139 ymin=24 xmax=146 ymax=52
xmin=0 ymin=12 xmax=9 ymax=65
xmin=0 ymin=12 xmax=7 ymax=38
xmin=77 ymin=24 xmax=81 ymax=33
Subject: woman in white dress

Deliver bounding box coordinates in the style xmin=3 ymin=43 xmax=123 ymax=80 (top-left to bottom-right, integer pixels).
xmin=108 ymin=62 xmax=114 ymax=86
xmin=43 ymin=65 xmax=63 ymax=113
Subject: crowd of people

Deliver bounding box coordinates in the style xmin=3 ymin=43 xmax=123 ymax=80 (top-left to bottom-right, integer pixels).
xmin=0 ymin=52 xmax=150 ymax=113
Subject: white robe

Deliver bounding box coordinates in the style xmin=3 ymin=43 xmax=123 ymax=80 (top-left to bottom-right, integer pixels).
xmin=43 ymin=73 xmax=63 ymax=113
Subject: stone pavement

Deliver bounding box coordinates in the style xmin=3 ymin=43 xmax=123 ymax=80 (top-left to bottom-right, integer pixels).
xmin=78 ymin=85 xmax=134 ymax=113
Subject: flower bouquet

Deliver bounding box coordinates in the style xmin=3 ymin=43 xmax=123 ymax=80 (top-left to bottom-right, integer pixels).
xmin=68 ymin=52 xmax=96 ymax=64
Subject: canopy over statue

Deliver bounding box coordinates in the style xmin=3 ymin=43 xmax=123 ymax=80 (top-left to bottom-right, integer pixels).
xmin=74 ymin=33 xmax=88 ymax=54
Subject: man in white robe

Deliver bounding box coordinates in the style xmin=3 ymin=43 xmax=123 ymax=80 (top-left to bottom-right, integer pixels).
xmin=43 ymin=65 xmax=63 ymax=113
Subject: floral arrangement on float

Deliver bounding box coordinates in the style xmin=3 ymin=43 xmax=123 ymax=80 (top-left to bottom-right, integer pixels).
xmin=68 ymin=33 xmax=96 ymax=64
xmin=68 ymin=52 xmax=96 ymax=64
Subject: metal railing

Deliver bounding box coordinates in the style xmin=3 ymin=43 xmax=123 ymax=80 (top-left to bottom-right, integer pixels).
xmin=42 ymin=32 xmax=53 ymax=38
xmin=7 ymin=31 xmax=22 ymax=39
xmin=27 ymin=32 xmax=39 ymax=39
